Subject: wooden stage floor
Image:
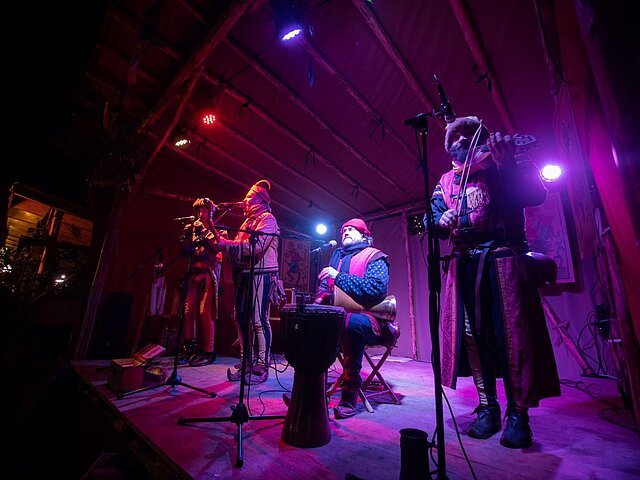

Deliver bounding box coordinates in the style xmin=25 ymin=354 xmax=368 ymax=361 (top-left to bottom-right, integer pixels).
xmin=68 ymin=354 xmax=638 ymax=480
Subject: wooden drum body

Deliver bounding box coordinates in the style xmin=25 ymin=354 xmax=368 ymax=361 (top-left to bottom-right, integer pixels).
xmin=280 ymin=304 xmax=346 ymax=447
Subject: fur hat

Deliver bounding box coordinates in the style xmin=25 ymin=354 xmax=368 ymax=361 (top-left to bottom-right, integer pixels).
xmin=444 ymin=116 xmax=489 ymax=154
xmin=248 ymin=179 xmax=271 ymax=204
xmin=341 ymin=218 xmax=371 ymax=237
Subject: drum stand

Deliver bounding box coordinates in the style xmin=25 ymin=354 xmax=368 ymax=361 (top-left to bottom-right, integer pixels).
xmin=407 ymin=108 xmax=448 ymax=479
xmin=178 ymin=229 xmax=284 ymax=468
xmin=116 ymin=241 xmax=216 ymax=400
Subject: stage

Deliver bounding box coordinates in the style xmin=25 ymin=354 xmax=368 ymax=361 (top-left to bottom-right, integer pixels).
xmin=49 ymin=353 xmax=638 ymax=480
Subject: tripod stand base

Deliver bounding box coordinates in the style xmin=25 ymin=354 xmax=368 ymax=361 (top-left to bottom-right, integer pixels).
xmin=115 ymin=371 xmax=216 ymax=400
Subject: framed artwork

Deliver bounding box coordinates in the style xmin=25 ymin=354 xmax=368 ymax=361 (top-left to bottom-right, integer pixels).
xmin=525 ymin=190 xmax=575 ymax=283
xmin=280 ymin=238 xmax=311 ymax=292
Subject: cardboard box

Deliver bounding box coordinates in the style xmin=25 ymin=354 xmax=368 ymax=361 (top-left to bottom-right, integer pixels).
xmin=108 ymin=358 xmax=145 ymax=393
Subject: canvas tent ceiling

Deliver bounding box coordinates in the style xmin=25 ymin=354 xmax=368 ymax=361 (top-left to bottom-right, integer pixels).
xmin=69 ymin=0 xmax=560 ymax=233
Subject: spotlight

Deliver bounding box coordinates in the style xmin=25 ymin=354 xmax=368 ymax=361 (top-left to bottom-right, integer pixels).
xmin=271 ymin=0 xmax=305 ymax=42
xmin=172 ymin=127 xmax=192 ymax=148
xmin=201 ymin=111 xmax=217 ymax=126
xmin=315 ymin=223 xmax=327 ymax=235
xmin=541 ymin=164 xmax=562 ymax=182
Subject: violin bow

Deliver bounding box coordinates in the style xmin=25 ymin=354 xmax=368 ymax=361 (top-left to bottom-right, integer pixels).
xmin=454 ymin=122 xmax=485 ymax=217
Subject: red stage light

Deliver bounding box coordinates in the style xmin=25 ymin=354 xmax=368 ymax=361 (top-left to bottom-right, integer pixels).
xmin=201 ymin=112 xmax=217 ymax=126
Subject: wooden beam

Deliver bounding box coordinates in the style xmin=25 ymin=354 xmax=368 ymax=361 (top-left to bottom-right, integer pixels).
xmin=164 ymin=141 xmax=310 ymax=224
xmin=227 ymin=36 xmax=393 ymax=209
xmin=201 ymin=70 xmax=387 ymax=211
xmin=139 ymin=66 xmax=203 ymax=180
xmin=95 ymin=42 xmax=163 ymax=87
xmin=447 ymin=0 xmax=516 ymax=132
xmin=300 ymin=36 xmax=437 ymax=186
xmin=351 ymin=0 xmax=441 ymax=128
xmin=138 ymin=1 xmax=260 ymax=134
xmin=216 ymin=121 xmax=363 ymax=217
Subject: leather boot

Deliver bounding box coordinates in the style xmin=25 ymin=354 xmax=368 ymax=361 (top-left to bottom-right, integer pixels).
xmin=247 ymin=364 xmax=269 ymax=385
xmin=467 ymin=404 xmax=502 ymax=439
xmin=189 ymin=351 xmax=216 ymax=367
xmin=334 ymin=386 xmax=358 ymax=419
xmin=500 ymin=409 xmax=533 ymax=448
xmin=178 ymin=339 xmax=197 ymax=366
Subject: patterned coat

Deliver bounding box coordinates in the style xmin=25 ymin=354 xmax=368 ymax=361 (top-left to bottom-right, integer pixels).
xmin=432 ymin=161 xmax=561 ymax=408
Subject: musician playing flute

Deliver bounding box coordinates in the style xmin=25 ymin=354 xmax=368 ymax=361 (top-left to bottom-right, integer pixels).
xmin=178 ymin=198 xmax=222 ymax=367
xmin=315 ymin=218 xmax=391 ymax=419
xmin=429 ymin=115 xmax=560 ymax=448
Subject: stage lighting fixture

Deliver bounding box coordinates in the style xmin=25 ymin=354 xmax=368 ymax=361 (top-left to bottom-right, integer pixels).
xmin=271 ymin=0 xmax=305 ymax=41
xmin=315 ymin=223 xmax=327 ymax=235
xmin=201 ymin=111 xmax=217 ymax=126
xmin=172 ymin=128 xmax=192 ymax=148
xmin=541 ymin=164 xmax=562 ymax=182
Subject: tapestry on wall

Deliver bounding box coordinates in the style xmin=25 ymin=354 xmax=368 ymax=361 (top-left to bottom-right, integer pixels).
xmin=280 ymin=237 xmax=311 ymax=292
xmin=526 ymin=190 xmax=576 ymax=283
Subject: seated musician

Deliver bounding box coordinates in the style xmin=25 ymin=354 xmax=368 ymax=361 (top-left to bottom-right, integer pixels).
xmin=315 ymin=218 xmax=390 ymax=419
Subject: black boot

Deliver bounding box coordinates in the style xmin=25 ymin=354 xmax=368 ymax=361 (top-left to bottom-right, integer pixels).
xmin=334 ymin=386 xmax=358 ymax=419
xmin=178 ymin=339 xmax=197 ymax=366
xmin=248 ymin=364 xmax=269 ymax=384
xmin=467 ymin=404 xmax=502 ymax=439
xmin=500 ymin=409 xmax=533 ymax=448
xmin=189 ymin=351 xmax=216 ymax=367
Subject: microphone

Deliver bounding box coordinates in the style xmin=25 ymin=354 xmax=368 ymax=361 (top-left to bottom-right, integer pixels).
xmin=309 ymin=240 xmax=337 ymax=254
xmin=216 ymin=201 xmax=244 ymax=209
xmin=404 ymin=112 xmax=429 ymax=128
xmin=434 ymin=74 xmax=456 ymax=124
xmin=173 ymin=215 xmax=195 ymax=222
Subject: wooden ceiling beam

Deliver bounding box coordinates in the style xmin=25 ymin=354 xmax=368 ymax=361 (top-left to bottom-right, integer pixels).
xmin=95 ymin=42 xmax=163 ymax=87
xmin=351 ymin=0 xmax=442 ymax=132
xmin=215 ymin=120 xmax=363 ymax=217
xmin=447 ymin=0 xmax=515 ymax=132
xmin=300 ymin=36 xmax=435 ymax=188
xmin=160 ymin=139 xmax=311 ymax=225
xmin=106 ymin=4 xmax=182 ymax=61
xmin=202 ymin=70 xmax=386 ymax=211
xmin=138 ymin=1 xmax=260 ymax=134
xmin=203 ymin=73 xmax=375 ymax=213
xmin=226 ymin=36 xmax=395 ymax=208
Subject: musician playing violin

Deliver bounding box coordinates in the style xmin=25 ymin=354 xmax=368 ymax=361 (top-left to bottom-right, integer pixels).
xmin=430 ymin=116 xmax=560 ymax=449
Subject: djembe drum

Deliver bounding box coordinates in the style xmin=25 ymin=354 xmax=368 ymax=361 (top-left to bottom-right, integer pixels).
xmin=280 ymin=303 xmax=346 ymax=447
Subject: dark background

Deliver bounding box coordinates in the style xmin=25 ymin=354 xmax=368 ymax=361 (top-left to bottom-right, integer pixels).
xmin=3 ymin=1 xmax=108 ymax=205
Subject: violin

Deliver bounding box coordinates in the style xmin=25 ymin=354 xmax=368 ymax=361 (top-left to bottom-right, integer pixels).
xmin=465 ymin=134 xmax=538 ymax=170
xmin=452 ymin=134 xmax=538 ymax=217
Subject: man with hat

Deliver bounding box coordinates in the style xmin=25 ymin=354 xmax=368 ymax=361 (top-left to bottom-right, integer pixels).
xmin=215 ymin=180 xmax=280 ymax=385
xmin=314 ymin=218 xmax=390 ymax=419
xmin=430 ymin=116 xmax=560 ymax=448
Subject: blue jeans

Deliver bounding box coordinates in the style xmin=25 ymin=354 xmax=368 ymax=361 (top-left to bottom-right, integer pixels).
xmin=342 ymin=313 xmax=380 ymax=388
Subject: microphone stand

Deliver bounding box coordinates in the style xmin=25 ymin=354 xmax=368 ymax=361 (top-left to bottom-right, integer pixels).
xmin=407 ymin=112 xmax=448 ymax=479
xmin=178 ymin=225 xmax=286 ymax=468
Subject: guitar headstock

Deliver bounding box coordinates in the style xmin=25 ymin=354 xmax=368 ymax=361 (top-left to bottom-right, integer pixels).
xmin=513 ymin=134 xmax=537 ymax=152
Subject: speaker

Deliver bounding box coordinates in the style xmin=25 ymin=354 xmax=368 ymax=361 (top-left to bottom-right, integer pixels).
xmin=102 ymin=292 xmax=133 ymax=358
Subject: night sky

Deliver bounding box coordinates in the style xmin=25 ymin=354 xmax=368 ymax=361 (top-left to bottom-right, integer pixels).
xmin=4 ymin=1 xmax=108 ymax=206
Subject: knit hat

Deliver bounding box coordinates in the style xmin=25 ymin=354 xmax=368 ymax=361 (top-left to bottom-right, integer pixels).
xmin=341 ymin=218 xmax=371 ymax=237
xmin=192 ymin=197 xmax=214 ymax=211
xmin=444 ymin=116 xmax=489 ymax=154
xmin=248 ymin=179 xmax=271 ymax=204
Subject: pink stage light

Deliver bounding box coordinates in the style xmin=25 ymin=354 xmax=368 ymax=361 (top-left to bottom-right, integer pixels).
xmin=541 ymin=164 xmax=562 ymax=182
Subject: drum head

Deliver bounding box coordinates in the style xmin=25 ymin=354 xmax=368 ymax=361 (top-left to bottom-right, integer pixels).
xmin=280 ymin=304 xmax=346 ymax=373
